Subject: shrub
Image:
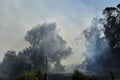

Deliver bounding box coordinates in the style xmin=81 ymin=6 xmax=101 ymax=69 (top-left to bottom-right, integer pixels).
xmin=72 ymin=70 xmax=97 ymax=80
xmin=16 ymin=70 xmax=48 ymax=80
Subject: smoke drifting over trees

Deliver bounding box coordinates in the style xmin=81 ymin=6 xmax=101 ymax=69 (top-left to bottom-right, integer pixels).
xmin=1 ymin=2 xmax=120 ymax=80
xmin=0 ymin=23 xmax=72 ymax=80
xmin=85 ymin=3 xmax=120 ymax=71
xmin=84 ymin=18 xmax=111 ymax=71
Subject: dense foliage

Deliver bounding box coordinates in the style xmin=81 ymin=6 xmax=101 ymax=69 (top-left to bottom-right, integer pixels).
xmin=103 ymin=4 xmax=120 ymax=54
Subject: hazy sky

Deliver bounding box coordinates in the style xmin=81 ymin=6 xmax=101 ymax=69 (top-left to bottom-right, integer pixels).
xmin=84 ymin=0 xmax=120 ymax=10
xmin=0 ymin=0 xmax=120 ymax=63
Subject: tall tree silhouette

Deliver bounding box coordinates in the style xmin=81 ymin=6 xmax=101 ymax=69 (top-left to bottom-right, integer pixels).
xmin=103 ymin=4 xmax=120 ymax=54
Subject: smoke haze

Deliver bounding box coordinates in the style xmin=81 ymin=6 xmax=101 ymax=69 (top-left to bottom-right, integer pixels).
xmin=0 ymin=0 xmax=95 ymax=64
xmin=0 ymin=1 xmax=120 ymax=79
xmin=0 ymin=23 xmax=72 ymax=79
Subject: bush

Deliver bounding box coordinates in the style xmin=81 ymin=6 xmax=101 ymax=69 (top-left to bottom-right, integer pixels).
xmin=36 ymin=70 xmax=48 ymax=80
xmin=16 ymin=71 xmax=36 ymax=80
xmin=16 ymin=70 xmax=48 ymax=80
xmin=72 ymin=70 xmax=97 ymax=80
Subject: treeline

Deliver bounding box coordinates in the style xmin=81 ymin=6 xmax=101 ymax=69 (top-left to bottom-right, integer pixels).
xmin=0 ymin=70 xmax=97 ymax=80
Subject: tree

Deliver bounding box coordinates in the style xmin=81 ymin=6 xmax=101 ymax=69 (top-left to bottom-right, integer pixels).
xmin=85 ymin=3 xmax=120 ymax=71
xmin=103 ymin=4 xmax=120 ymax=54
xmin=0 ymin=23 xmax=72 ymax=80
xmin=24 ymin=23 xmax=72 ymax=72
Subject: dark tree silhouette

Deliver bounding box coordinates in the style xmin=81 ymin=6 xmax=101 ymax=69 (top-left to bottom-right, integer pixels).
xmin=103 ymin=4 xmax=120 ymax=54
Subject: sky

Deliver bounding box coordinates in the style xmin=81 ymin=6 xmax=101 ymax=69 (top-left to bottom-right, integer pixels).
xmin=0 ymin=0 xmax=120 ymax=64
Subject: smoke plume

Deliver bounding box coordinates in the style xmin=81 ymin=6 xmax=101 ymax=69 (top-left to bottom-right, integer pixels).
xmin=0 ymin=23 xmax=72 ymax=80
xmin=83 ymin=18 xmax=111 ymax=71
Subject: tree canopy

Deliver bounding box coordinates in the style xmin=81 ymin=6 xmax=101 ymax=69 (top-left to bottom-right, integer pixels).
xmin=103 ymin=4 xmax=120 ymax=54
